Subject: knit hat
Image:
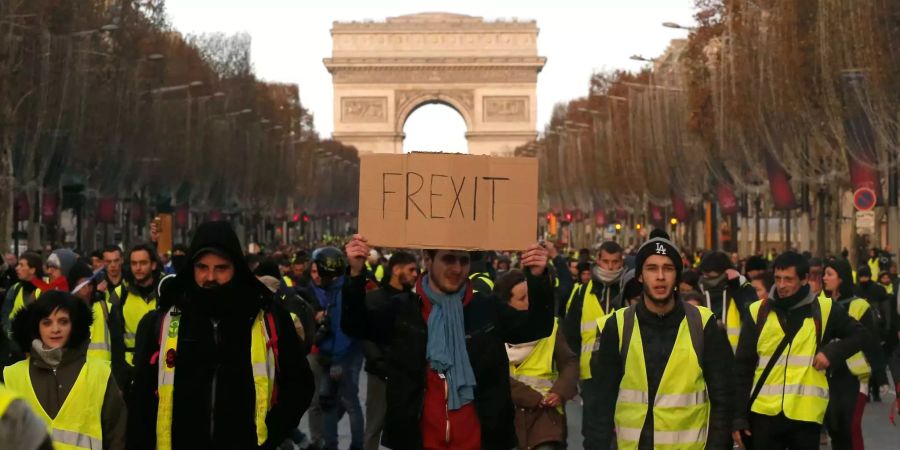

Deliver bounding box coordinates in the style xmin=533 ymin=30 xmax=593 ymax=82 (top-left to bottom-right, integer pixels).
xmin=745 ymin=255 xmax=769 ymax=273
xmin=634 ymin=229 xmax=684 ymax=284
xmin=48 ymin=248 xmax=77 ymax=277
xmin=857 ymin=265 xmax=872 ymax=279
xmin=699 ymin=251 xmax=732 ymax=275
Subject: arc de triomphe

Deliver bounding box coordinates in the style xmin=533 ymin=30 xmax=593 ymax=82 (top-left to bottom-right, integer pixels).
xmin=323 ymin=13 xmax=546 ymax=155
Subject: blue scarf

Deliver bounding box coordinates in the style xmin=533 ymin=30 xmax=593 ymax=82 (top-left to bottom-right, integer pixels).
xmin=422 ymin=277 xmax=477 ymax=410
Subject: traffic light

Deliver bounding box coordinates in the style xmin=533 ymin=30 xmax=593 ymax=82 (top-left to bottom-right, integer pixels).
xmin=564 ymin=212 xmax=573 ymax=222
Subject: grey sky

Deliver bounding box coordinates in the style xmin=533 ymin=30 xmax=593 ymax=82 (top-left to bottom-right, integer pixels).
xmin=165 ymin=0 xmax=696 ymax=149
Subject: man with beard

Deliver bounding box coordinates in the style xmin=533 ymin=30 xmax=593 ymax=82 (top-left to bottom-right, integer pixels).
xmin=563 ymin=240 xmax=624 ymax=449
xmin=108 ymin=243 xmax=161 ymax=395
xmin=698 ymin=251 xmax=758 ymax=352
xmin=588 ymin=230 xmax=734 ymax=449
xmin=127 ymin=221 xmax=313 ymax=449
xmin=361 ymin=251 xmax=418 ymax=450
xmin=733 ymin=252 xmax=865 ymax=450
xmin=342 ymin=235 xmax=553 ymax=450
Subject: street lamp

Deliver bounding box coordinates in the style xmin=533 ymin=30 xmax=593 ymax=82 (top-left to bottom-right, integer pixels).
xmin=662 ymin=22 xmax=696 ymax=31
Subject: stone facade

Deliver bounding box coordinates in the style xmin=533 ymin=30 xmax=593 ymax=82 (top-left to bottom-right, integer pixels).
xmin=324 ymin=12 xmax=546 ymax=155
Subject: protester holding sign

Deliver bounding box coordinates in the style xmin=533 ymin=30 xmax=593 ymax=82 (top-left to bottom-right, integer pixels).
xmin=341 ymin=234 xmax=554 ymax=450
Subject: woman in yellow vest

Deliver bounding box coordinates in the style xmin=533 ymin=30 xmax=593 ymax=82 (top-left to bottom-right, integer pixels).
xmin=823 ymin=259 xmax=882 ymax=450
xmin=2 ymin=290 xmax=126 ymax=449
xmin=497 ymin=269 xmax=578 ymax=450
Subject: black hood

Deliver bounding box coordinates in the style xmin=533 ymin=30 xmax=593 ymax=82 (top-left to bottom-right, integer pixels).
xmin=825 ymin=258 xmax=855 ymax=300
xmin=160 ymin=221 xmax=271 ymax=315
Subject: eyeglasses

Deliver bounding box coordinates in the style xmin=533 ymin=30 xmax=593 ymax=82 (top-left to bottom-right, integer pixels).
xmin=439 ymin=254 xmax=471 ymax=267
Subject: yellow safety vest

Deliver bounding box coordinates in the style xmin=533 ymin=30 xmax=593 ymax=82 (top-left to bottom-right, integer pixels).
xmin=508 ymin=321 xmax=563 ymax=413
xmin=3 ymin=358 xmax=109 ymax=450
xmin=868 ymin=259 xmax=880 ymax=280
xmin=844 ymin=299 xmax=872 ymax=390
xmin=468 ymin=272 xmax=495 ymax=293
xmin=104 ymin=283 xmax=124 ymax=307
xmin=156 ymin=307 xmax=276 ymax=449
xmin=749 ymin=297 xmax=832 ymax=423
xmin=9 ymin=283 xmax=42 ymax=321
xmin=88 ymin=301 xmax=112 ymax=362
xmin=282 ymin=276 xmax=294 ymax=288
xmin=0 ymin=383 xmax=20 ymax=417
xmin=566 ymin=280 xmax=608 ymax=380
xmin=614 ymin=304 xmax=714 ymax=450
xmin=122 ymin=289 xmax=157 ymax=366
xmin=882 ymin=283 xmax=894 ymax=296
xmin=703 ymin=290 xmax=742 ymax=352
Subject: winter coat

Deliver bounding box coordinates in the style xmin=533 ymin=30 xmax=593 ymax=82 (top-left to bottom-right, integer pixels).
xmin=126 ymin=222 xmax=314 ymax=450
xmin=5 ymin=297 xmax=127 ymax=450
xmin=341 ymin=270 xmax=555 ymax=450
xmin=509 ymin=325 xmax=578 ymax=450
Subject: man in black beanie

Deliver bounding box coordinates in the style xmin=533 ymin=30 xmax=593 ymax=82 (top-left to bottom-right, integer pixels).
xmin=698 ymin=251 xmax=758 ymax=352
xmin=587 ymin=229 xmax=734 ymax=450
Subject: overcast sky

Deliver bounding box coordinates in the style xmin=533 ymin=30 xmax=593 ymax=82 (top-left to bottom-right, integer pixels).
xmin=165 ymin=0 xmax=697 ymax=151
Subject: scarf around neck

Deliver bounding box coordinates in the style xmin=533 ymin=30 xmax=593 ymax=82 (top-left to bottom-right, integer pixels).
xmin=421 ymin=276 xmax=477 ymax=410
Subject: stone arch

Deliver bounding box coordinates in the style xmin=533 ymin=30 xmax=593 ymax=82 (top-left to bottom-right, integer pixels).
xmin=324 ymin=13 xmax=546 ymax=155
xmin=395 ymin=91 xmax=474 ymax=135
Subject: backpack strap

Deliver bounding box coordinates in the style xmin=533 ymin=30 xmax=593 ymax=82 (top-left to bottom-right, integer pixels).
xmin=619 ymin=305 xmax=636 ymax=364
xmin=684 ymin=302 xmax=705 ymax=365
xmin=755 ymin=298 xmax=771 ymax=335
xmin=264 ymin=310 xmax=281 ymax=406
xmin=812 ymin=298 xmax=823 ymax=351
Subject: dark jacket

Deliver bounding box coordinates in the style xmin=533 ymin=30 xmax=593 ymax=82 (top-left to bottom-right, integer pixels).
xmin=588 ymin=300 xmax=734 ymax=450
xmin=126 ymin=222 xmax=314 ymax=450
xmin=733 ymin=285 xmax=866 ymax=430
xmin=699 ymin=276 xmax=758 ymax=322
xmin=361 ymin=284 xmax=405 ymax=378
xmin=831 ymin=295 xmax=885 ymax=382
xmin=563 ymin=274 xmax=621 ymax=361
xmin=509 ymin=322 xmax=578 ymax=450
xmin=552 ymin=255 xmax=575 ymax=318
xmin=341 ymin=270 xmax=555 ymax=450
xmin=5 ymin=299 xmax=127 ymax=450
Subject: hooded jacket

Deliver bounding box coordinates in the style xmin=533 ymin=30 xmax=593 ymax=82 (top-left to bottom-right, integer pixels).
xmin=126 ymin=222 xmax=314 ymax=450
xmin=4 ymin=295 xmax=127 ymax=450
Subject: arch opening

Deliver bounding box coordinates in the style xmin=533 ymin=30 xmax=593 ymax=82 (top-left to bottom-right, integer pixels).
xmin=402 ymin=102 xmax=468 ymax=154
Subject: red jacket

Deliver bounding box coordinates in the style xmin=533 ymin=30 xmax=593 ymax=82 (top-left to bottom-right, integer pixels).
xmin=418 ymin=283 xmax=481 ymax=450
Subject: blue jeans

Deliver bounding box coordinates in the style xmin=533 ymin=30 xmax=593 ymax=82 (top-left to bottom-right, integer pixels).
xmin=321 ymin=349 xmax=364 ymax=450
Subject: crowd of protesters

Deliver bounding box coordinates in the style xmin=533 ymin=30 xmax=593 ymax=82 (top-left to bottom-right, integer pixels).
xmin=0 ymin=220 xmax=898 ymax=450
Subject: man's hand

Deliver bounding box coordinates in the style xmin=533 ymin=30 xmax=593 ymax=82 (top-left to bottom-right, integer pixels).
xmin=521 ymin=243 xmax=549 ymax=277
xmin=813 ymin=352 xmax=830 ymax=370
xmin=541 ymin=392 xmax=561 ymax=408
xmin=345 ymin=234 xmax=369 ymax=277
xmin=542 ymin=241 xmax=559 ymax=260
xmin=149 ymin=219 xmax=160 ymax=244
xmin=96 ymin=280 xmax=108 ymax=293
xmin=732 ymin=429 xmax=751 ymax=449
xmin=726 ymin=268 xmax=741 ymax=281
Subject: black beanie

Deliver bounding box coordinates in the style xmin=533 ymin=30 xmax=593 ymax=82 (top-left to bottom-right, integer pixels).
xmin=745 ymin=255 xmax=768 ymax=273
xmin=67 ymin=261 xmax=94 ymax=292
xmin=857 ymin=265 xmax=872 ymax=279
xmin=635 ymin=229 xmax=684 ymax=284
xmin=699 ymin=251 xmax=732 ymax=274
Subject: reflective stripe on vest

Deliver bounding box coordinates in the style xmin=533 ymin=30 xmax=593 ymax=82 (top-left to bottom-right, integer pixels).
xmin=88 ymin=301 xmax=112 ymax=361
xmin=509 ymin=321 xmax=563 ymax=413
xmin=574 ymin=280 xmax=606 ymax=380
xmin=703 ymin=290 xmax=741 ymax=352
xmin=468 ymin=272 xmax=494 ymax=293
xmin=613 ymin=304 xmax=713 ymax=450
xmin=844 ymin=299 xmax=872 ymax=381
xmin=3 ymin=358 xmax=109 ymax=450
xmin=122 ymin=289 xmax=157 ymax=366
xmin=156 ymin=307 xmax=275 ymax=449
xmin=749 ymin=297 xmax=832 ymax=423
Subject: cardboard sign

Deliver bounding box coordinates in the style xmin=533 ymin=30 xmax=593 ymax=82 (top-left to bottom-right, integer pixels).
xmin=359 ymin=153 xmax=538 ymax=250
